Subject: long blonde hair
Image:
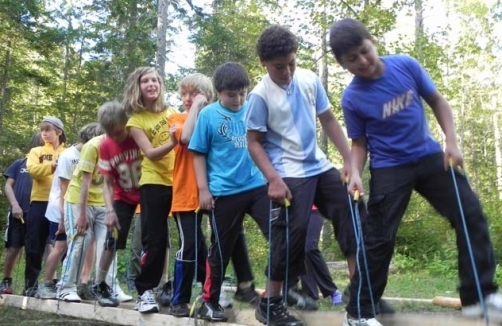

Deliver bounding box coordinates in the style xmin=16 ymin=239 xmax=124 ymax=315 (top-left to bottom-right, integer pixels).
xmin=123 ymin=67 xmax=166 ymax=114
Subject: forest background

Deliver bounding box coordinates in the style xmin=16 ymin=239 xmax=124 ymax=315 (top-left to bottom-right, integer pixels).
xmin=1 ymin=0 xmax=502 ymax=282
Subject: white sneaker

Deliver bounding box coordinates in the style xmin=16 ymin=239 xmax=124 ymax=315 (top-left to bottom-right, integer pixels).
xmin=112 ymin=283 xmax=133 ymax=303
xmin=57 ymin=289 xmax=82 ymax=303
xmin=219 ymin=290 xmax=233 ymax=308
xmin=463 ymin=293 xmax=502 ymax=322
xmin=343 ymin=313 xmax=384 ymax=326
xmin=135 ymin=290 xmax=159 ymax=313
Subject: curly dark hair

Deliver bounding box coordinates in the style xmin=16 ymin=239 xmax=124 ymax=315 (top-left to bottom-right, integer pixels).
xmin=329 ymin=18 xmax=372 ymax=64
xmin=256 ymin=25 xmax=298 ymax=61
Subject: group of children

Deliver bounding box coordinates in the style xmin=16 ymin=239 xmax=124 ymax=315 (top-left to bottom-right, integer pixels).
xmin=1 ymin=18 xmax=502 ymax=326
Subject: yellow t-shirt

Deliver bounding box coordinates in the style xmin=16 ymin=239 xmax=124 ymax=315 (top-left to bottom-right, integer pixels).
xmin=65 ymin=135 xmax=105 ymax=205
xmin=27 ymin=143 xmax=65 ymax=202
xmin=126 ymin=108 xmax=177 ymax=186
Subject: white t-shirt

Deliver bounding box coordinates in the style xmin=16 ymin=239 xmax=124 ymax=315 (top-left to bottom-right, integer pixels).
xmin=45 ymin=146 xmax=80 ymax=223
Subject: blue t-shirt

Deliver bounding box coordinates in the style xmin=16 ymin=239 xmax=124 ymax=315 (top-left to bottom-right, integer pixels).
xmin=247 ymin=68 xmax=333 ymax=178
xmin=342 ymin=54 xmax=442 ymax=168
xmin=3 ymin=158 xmax=33 ymax=213
xmin=188 ymin=101 xmax=266 ymax=196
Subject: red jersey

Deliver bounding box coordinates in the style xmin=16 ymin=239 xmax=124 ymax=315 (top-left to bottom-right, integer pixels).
xmin=98 ymin=135 xmax=141 ymax=205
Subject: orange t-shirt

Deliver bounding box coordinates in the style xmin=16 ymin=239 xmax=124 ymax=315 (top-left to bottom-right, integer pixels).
xmin=168 ymin=113 xmax=198 ymax=212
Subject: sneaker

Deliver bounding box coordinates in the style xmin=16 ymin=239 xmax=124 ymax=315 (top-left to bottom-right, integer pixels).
xmin=170 ymin=303 xmax=190 ymax=317
xmin=343 ymin=313 xmax=384 ymax=326
xmin=77 ymin=283 xmax=96 ymax=300
xmin=23 ymin=287 xmax=38 ymax=298
xmin=287 ymin=288 xmax=318 ymax=311
xmin=135 ymin=290 xmax=159 ymax=313
xmin=198 ymin=301 xmax=228 ymax=322
xmin=156 ymin=281 xmax=172 ymax=307
xmin=342 ymin=286 xmax=395 ymax=314
xmin=94 ymin=282 xmax=119 ymax=307
xmin=0 ymin=278 xmax=13 ymax=295
xmin=112 ymin=283 xmax=133 ymax=303
xmin=234 ymin=284 xmax=259 ymax=304
xmin=332 ymin=290 xmax=343 ymax=306
xmin=463 ymin=293 xmax=502 ymax=322
xmin=219 ymin=290 xmax=233 ymax=308
xmin=255 ymin=296 xmax=305 ymax=326
xmin=36 ymin=280 xmax=57 ymax=299
xmin=378 ymin=299 xmax=395 ymax=314
xmin=57 ymin=289 xmax=82 ymax=302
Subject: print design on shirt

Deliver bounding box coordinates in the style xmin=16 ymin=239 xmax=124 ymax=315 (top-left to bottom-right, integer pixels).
xmin=216 ymin=110 xmax=247 ymax=148
xmin=382 ymin=90 xmax=414 ymax=119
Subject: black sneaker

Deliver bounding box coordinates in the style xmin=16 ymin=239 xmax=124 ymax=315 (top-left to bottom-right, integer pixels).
xmin=156 ymin=281 xmax=172 ymax=307
xmin=23 ymin=287 xmax=38 ymax=297
xmin=342 ymin=286 xmax=395 ymax=315
xmin=234 ymin=284 xmax=259 ymax=304
xmin=0 ymin=278 xmax=13 ymax=295
xmin=287 ymin=288 xmax=318 ymax=311
xmin=256 ymin=296 xmax=305 ymax=326
xmin=170 ymin=303 xmax=190 ymax=317
xmin=94 ymin=282 xmax=119 ymax=307
xmin=198 ymin=301 xmax=228 ymax=322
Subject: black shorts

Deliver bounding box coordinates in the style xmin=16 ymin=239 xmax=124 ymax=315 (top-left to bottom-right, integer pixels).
xmin=5 ymin=212 xmax=27 ymax=248
xmin=113 ymin=200 xmax=137 ymax=250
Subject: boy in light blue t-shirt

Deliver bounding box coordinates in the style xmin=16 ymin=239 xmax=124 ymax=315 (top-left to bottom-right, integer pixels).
xmin=188 ymin=62 xmax=267 ymax=323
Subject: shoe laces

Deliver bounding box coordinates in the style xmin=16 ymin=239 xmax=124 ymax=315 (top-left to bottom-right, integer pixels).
xmin=98 ymin=283 xmax=113 ymax=298
xmin=141 ymin=290 xmax=157 ymax=304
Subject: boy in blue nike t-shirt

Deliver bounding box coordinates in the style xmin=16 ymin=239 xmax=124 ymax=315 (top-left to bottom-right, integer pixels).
xmin=329 ymin=18 xmax=501 ymax=326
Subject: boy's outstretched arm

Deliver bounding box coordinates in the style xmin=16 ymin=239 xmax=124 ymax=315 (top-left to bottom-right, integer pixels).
xmin=318 ymin=110 xmax=352 ymax=181
xmin=348 ymin=137 xmax=368 ymax=196
xmin=247 ymin=130 xmax=292 ymax=204
xmin=425 ymin=91 xmax=463 ymax=169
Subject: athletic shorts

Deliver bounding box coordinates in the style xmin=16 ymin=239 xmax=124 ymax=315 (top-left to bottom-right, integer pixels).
xmin=48 ymin=220 xmax=67 ymax=242
xmin=5 ymin=212 xmax=27 ymax=248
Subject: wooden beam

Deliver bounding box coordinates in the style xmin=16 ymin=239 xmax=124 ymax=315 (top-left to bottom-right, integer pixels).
xmin=0 ymin=295 xmax=250 ymax=326
xmin=0 ymin=294 xmax=488 ymax=326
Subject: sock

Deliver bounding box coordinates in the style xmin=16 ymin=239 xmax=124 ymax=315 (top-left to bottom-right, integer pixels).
xmin=96 ymin=268 xmax=108 ymax=284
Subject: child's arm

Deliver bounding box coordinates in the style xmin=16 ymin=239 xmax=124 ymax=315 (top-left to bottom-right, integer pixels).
xmin=129 ymin=126 xmax=177 ymax=161
xmin=27 ymin=148 xmax=55 ymax=178
xmin=76 ymin=171 xmax=92 ymax=235
xmin=247 ymin=130 xmax=292 ymax=204
xmin=192 ymin=153 xmax=213 ymax=210
xmin=181 ymin=94 xmax=208 ymax=145
xmin=5 ymin=177 xmax=22 ymax=219
xmin=59 ymin=177 xmax=70 ymax=234
xmin=102 ymin=174 xmax=120 ymax=231
xmin=348 ymin=137 xmax=368 ymax=196
xmin=425 ymin=91 xmax=462 ymax=169
xmin=318 ymin=110 xmax=352 ymax=180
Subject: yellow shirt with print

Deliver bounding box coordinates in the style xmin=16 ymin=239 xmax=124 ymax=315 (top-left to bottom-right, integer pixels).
xmin=65 ymin=135 xmax=105 ymax=206
xmin=126 ymin=107 xmax=177 ymax=186
xmin=27 ymin=143 xmax=65 ymax=202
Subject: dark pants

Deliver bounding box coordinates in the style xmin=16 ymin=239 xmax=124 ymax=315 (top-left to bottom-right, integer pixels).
xmin=24 ymin=201 xmax=49 ymax=290
xmin=347 ymin=153 xmax=498 ymax=318
xmin=270 ymin=168 xmax=362 ymax=285
xmin=301 ymin=209 xmax=338 ymax=299
xmin=134 ymin=185 xmax=172 ymax=295
xmin=230 ymin=226 xmax=254 ymax=283
xmin=172 ymin=211 xmax=207 ymax=305
xmin=202 ymin=186 xmax=268 ymax=304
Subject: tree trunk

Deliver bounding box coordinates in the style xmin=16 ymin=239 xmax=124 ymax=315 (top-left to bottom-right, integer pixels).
xmin=0 ymin=39 xmax=11 ymax=134
xmin=493 ymin=112 xmax=502 ymax=199
xmin=156 ymin=0 xmax=169 ymax=78
xmin=414 ymin=0 xmax=424 ymax=62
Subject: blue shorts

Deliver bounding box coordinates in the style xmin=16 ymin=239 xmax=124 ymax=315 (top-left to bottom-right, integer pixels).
xmin=48 ymin=220 xmax=67 ymax=242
